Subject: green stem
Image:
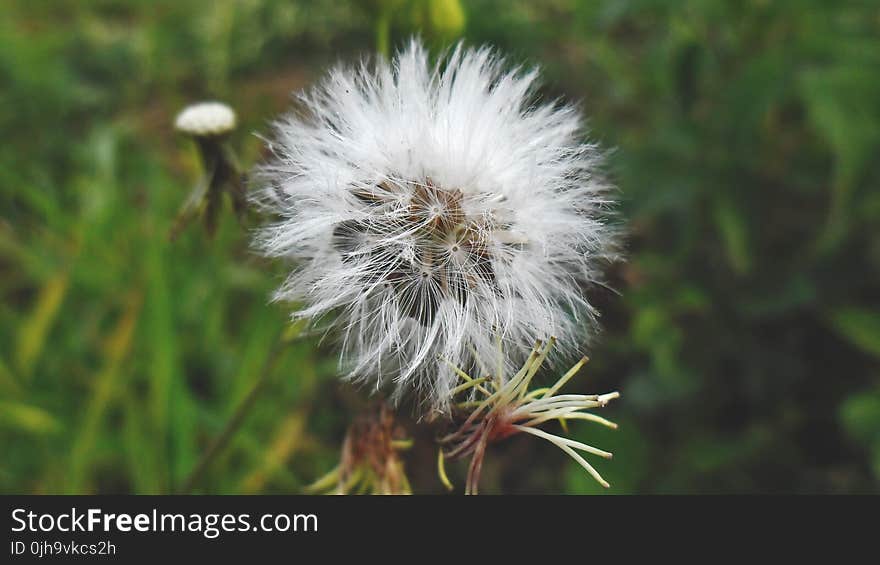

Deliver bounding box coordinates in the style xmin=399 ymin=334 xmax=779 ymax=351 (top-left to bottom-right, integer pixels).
xmin=176 ymin=338 xmax=287 ymax=493
xmin=376 ymin=9 xmax=392 ymax=59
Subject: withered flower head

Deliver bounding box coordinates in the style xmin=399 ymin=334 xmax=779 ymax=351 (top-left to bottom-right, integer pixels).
xmin=306 ymin=403 xmax=412 ymax=495
xmin=438 ymin=337 xmax=619 ymax=494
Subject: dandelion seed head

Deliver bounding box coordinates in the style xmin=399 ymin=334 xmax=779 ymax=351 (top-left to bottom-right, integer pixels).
xmin=175 ymin=101 xmax=237 ymax=137
xmin=254 ymin=41 xmax=620 ymax=408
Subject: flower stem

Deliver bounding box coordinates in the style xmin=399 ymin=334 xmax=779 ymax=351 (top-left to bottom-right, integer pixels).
xmin=176 ymin=336 xmax=288 ymax=493
xmin=375 ymin=10 xmax=392 ymax=59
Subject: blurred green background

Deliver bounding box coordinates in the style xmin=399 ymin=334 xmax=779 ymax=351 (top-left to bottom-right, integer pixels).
xmin=2 ymin=0 xmax=879 ymax=494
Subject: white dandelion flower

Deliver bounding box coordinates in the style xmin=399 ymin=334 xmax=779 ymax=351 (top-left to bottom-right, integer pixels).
xmin=175 ymin=101 xmax=237 ymax=137
xmin=254 ymin=41 xmax=619 ymax=408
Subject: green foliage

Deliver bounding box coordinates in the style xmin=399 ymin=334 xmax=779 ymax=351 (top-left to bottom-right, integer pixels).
xmin=1 ymin=0 xmax=878 ymax=493
xmin=829 ymin=309 xmax=880 ymax=358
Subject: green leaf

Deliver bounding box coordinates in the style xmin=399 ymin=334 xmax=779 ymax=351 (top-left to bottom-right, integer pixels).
xmin=839 ymin=390 xmax=880 ymax=446
xmin=15 ymin=270 xmax=70 ymax=379
xmin=712 ymin=194 xmax=752 ymax=276
xmin=800 ymin=67 xmax=880 ymax=193
xmin=0 ymin=401 xmax=61 ymax=435
xmin=800 ymin=66 xmax=880 ymax=246
xmin=828 ymin=308 xmax=880 ymax=357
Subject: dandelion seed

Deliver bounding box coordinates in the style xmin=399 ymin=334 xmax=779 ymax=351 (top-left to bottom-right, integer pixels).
xmin=254 ymin=41 xmax=619 ymax=408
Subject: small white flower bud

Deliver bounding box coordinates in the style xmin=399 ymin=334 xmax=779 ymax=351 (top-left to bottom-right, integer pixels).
xmin=174 ymin=102 xmax=237 ymax=137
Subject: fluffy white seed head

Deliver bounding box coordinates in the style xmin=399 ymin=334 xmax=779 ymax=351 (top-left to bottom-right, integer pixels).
xmin=175 ymin=101 xmax=237 ymax=137
xmin=254 ymin=41 xmax=619 ymax=409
